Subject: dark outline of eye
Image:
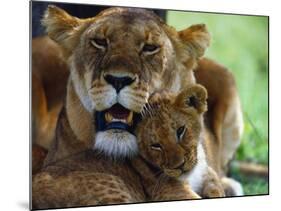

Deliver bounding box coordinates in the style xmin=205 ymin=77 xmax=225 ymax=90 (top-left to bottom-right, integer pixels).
xmin=150 ymin=143 xmax=162 ymax=151
xmin=90 ymin=38 xmax=108 ymax=49
xmin=176 ymin=125 xmax=187 ymax=142
xmin=142 ymin=44 xmax=160 ymax=55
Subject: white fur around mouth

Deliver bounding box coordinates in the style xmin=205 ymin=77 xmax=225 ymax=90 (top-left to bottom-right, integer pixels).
xmin=94 ymin=131 xmax=138 ymax=159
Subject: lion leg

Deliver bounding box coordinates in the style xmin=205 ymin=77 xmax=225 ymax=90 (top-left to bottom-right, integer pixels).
xmin=152 ymin=179 xmax=201 ymax=201
xmin=221 ymin=177 xmax=244 ymax=196
xmin=32 ymin=73 xmax=50 ymax=149
xmin=202 ymin=167 xmax=225 ymax=198
xmin=204 ymin=90 xmax=244 ymax=197
xmin=194 ymin=58 xmax=244 ymax=174
xmin=32 ymin=144 xmax=48 ymax=174
xmin=32 ymin=171 xmax=137 ymax=209
xmin=204 ymin=94 xmax=244 ymax=197
xmin=130 ymin=158 xmax=200 ymax=201
xmin=221 ymin=93 xmax=244 ymax=172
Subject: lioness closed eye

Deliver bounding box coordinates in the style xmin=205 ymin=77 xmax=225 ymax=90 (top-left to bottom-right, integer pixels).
xmin=135 ymin=84 xmax=225 ymax=198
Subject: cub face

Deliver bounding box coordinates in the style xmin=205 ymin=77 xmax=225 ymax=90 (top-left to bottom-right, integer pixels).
xmin=42 ymin=6 xmax=210 ymax=159
xmin=136 ymin=85 xmax=207 ymax=177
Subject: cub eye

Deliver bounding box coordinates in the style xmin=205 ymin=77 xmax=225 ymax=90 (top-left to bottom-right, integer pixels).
xmin=150 ymin=143 xmax=162 ymax=151
xmin=90 ymin=38 xmax=108 ymax=49
xmin=142 ymin=44 xmax=160 ymax=55
xmin=176 ymin=126 xmax=186 ymax=142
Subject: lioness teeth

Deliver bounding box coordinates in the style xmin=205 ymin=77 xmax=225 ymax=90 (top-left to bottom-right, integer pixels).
xmin=105 ymin=111 xmax=133 ymax=124
xmin=105 ymin=112 xmax=113 ymax=123
xmin=127 ymin=111 xmax=133 ymax=125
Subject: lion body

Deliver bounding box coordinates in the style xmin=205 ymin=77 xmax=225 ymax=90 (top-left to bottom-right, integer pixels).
xmin=32 ymin=36 xmax=68 ymax=150
xmin=195 ymin=59 xmax=244 ymax=173
xmin=32 ymin=39 xmax=243 ymax=175
xmin=33 ymin=154 xmax=146 ymax=209
xmin=32 ymin=108 xmax=146 ymax=209
xmin=32 ymin=6 xmax=244 ymax=209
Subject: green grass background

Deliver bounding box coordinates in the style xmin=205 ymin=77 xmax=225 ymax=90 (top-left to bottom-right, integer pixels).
xmin=167 ymin=11 xmax=268 ymax=195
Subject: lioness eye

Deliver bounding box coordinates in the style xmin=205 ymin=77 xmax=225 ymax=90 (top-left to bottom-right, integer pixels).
xmin=142 ymin=44 xmax=159 ymax=55
xmin=176 ymin=126 xmax=186 ymax=142
xmin=91 ymin=38 xmax=108 ymax=49
xmin=150 ymin=143 xmax=162 ymax=151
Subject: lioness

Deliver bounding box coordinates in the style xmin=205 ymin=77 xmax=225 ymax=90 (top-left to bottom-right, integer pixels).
xmin=32 ymin=5 xmax=243 ymax=208
xmin=40 ymin=5 xmax=212 ymax=163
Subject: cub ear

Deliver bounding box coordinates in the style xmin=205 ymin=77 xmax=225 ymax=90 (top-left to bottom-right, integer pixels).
xmin=41 ymin=5 xmax=84 ymax=51
xmin=175 ymin=84 xmax=208 ymax=114
xmin=178 ymin=24 xmax=210 ymax=58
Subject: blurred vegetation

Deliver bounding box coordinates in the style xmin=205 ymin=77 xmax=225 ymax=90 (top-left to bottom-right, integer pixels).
xmin=168 ymin=11 xmax=268 ymax=195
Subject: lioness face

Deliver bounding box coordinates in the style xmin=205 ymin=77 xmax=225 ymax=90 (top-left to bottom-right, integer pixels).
xmin=42 ymin=6 xmax=210 ymax=158
xmin=137 ymin=85 xmax=207 ymax=177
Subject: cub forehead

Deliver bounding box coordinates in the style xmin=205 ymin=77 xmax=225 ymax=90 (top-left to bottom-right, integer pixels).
xmin=143 ymin=104 xmax=199 ymax=128
xmin=142 ymin=105 xmax=180 ymax=125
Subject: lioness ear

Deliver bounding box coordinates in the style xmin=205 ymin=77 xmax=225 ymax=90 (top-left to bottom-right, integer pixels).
xmin=175 ymin=84 xmax=208 ymax=114
xmin=41 ymin=5 xmax=84 ymax=51
xmin=178 ymin=24 xmax=210 ymax=58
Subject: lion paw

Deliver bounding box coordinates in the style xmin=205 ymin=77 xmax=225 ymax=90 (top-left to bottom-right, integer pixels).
xmin=202 ymin=184 xmax=225 ymax=198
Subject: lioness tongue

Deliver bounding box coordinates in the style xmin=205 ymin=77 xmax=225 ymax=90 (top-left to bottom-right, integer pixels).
xmin=108 ymin=104 xmax=130 ymax=119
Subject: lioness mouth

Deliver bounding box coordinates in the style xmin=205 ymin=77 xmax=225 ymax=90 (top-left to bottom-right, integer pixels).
xmin=95 ymin=104 xmax=141 ymax=134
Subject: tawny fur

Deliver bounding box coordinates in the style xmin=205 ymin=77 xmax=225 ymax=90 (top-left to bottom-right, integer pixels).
xmin=32 ymin=6 xmax=243 ymax=208
xmin=41 ymin=6 xmax=211 ymax=161
xmin=32 ymin=36 xmax=68 ymax=150
xmin=134 ymin=85 xmax=224 ymax=198
xmin=33 ymin=159 xmax=146 ymax=209
xmin=34 ymin=5 xmax=211 ymax=159
xmin=32 ymin=9 xmax=242 ymax=172
xmin=194 ymin=58 xmax=244 ymax=174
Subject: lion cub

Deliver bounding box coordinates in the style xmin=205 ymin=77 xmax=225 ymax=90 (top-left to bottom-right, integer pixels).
xmin=134 ymin=84 xmax=225 ymax=199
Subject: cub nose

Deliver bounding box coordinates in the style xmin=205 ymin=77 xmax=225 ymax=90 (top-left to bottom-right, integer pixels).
xmin=172 ymin=159 xmax=185 ymax=170
xmin=104 ymin=74 xmax=135 ymax=93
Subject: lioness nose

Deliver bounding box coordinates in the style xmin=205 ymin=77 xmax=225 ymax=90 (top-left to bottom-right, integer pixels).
xmin=104 ymin=75 xmax=135 ymax=93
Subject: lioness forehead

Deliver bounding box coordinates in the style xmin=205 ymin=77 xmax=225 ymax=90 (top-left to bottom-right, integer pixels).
xmin=97 ymin=7 xmax=164 ymax=24
xmin=93 ymin=8 xmax=161 ymax=30
xmin=88 ymin=8 xmax=164 ymax=38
